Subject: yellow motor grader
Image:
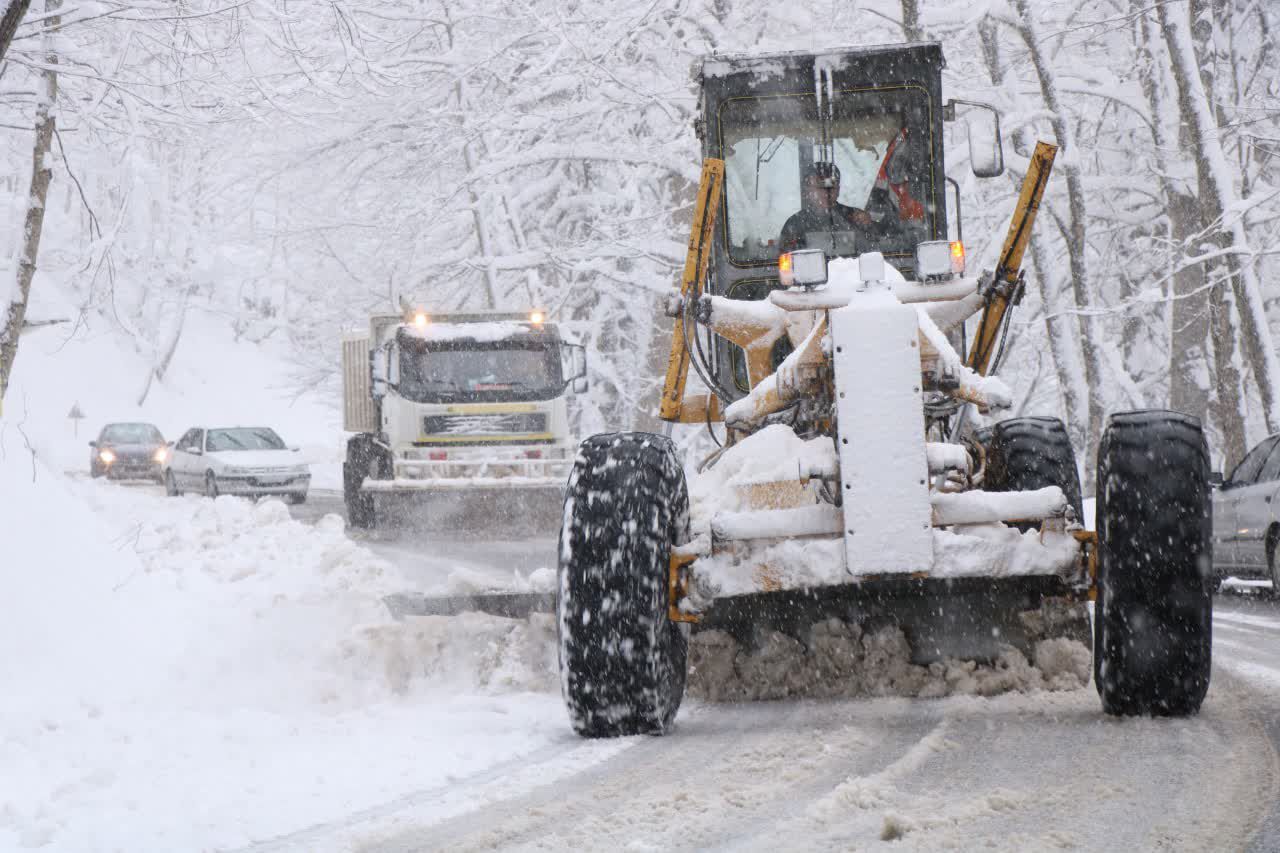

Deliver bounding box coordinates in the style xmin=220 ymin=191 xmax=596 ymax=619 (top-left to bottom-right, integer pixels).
xmin=556 ymin=42 xmax=1213 ymax=738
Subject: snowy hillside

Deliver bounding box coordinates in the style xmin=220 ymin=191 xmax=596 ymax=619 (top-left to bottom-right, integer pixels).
xmin=9 ymin=286 xmax=342 ymax=483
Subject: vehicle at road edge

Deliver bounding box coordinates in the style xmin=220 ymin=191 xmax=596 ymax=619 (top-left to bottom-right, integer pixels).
xmin=1213 ymin=433 xmax=1280 ymax=591
xmin=163 ymin=426 xmax=310 ymax=503
xmin=89 ymin=422 xmax=167 ymax=482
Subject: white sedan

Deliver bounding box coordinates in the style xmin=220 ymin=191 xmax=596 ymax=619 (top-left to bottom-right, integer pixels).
xmin=163 ymin=426 xmax=311 ymax=503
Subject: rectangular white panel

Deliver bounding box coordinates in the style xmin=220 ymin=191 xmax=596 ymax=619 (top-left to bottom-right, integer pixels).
xmin=830 ymin=292 xmax=933 ymax=575
xmin=341 ymin=335 xmax=376 ymax=433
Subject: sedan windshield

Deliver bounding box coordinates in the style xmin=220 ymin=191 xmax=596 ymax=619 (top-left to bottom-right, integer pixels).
xmin=206 ymin=428 xmax=286 ymax=452
xmin=101 ymin=423 xmax=163 ymax=444
xmin=398 ymin=339 xmax=564 ymax=404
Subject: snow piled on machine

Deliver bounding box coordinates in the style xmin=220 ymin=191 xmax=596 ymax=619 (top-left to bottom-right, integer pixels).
xmin=0 ymin=444 xmax=566 ymax=852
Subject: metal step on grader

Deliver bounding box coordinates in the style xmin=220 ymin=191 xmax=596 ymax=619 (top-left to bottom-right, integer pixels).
xmin=556 ymin=42 xmax=1213 ymax=738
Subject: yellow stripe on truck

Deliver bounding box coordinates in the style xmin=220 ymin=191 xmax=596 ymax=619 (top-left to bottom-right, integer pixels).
xmin=443 ymin=403 xmax=540 ymax=414
xmin=415 ymin=433 xmax=556 ymax=444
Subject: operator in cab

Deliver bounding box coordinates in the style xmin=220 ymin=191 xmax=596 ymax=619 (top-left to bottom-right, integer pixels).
xmin=777 ymin=162 xmax=875 ymax=253
xmin=778 ymin=129 xmax=926 ymax=256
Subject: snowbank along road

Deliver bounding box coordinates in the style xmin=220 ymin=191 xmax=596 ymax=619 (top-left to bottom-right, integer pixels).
xmin=14 ymin=476 xmax=1280 ymax=852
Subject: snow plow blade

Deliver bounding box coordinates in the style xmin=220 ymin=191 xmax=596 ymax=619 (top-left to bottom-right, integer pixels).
xmin=384 ymin=591 xmax=556 ymax=620
xmin=383 ymin=574 xmax=1088 ymax=668
xmin=692 ymin=575 xmax=1089 ymax=665
xmin=367 ymin=481 xmax=565 ymax=534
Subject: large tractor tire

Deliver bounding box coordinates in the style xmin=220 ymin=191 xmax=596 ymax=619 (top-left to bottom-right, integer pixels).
xmin=557 ymin=432 xmax=690 ymax=738
xmin=1094 ymin=410 xmax=1212 ymax=717
xmin=983 ymin=416 xmax=1084 ymax=525
xmin=344 ymin=436 xmax=387 ymax=529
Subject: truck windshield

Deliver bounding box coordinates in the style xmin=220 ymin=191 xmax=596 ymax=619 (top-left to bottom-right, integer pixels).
xmin=719 ymin=85 xmax=934 ymax=265
xmin=398 ymin=339 xmax=565 ymax=404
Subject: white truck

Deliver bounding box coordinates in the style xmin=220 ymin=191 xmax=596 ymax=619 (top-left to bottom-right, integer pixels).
xmin=341 ymin=310 xmax=586 ymax=530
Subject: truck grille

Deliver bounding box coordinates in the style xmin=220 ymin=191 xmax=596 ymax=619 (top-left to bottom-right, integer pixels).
xmin=423 ymin=413 xmax=548 ymax=436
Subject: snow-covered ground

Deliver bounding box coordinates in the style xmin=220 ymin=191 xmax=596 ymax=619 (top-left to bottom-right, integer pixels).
xmin=0 ymin=446 xmax=570 ymax=852
xmin=5 ymin=294 xmax=1279 ymax=851
xmin=9 ymin=440 xmax=1280 ymax=850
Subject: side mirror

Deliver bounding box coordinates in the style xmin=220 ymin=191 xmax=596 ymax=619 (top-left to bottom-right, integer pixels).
xmin=191 ymin=446 xmax=203 ymax=456
xmin=948 ymin=99 xmax=1004 ymax=178
xmin=1210 ymin=471 xmax=1225 ymax=488
xmin=290 ymin=447 xmax=300 ymax=452
xmin=88 ymin=440 xmax=97 ymax=447
xmin=371 ymin=343 xmax=398 ymax=399
xmin=563 ymin=343 xmax=588 ymax=393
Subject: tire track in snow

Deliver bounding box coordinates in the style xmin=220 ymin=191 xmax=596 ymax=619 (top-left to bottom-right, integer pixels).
xmin=359 ymin=699 xmax=937 ymax=852
xmin=1216 ymin=611 xmax=1280 ymax=632
xmin=726 ymin=686 xmax=1272 ymax=852
xmin=1213 ymin=599 xmax=1280 ymax=853
xmin=355 ymin=686 xmax=1272 ymax=853
xmin=230 ymin=737 xmax=633 ymax=853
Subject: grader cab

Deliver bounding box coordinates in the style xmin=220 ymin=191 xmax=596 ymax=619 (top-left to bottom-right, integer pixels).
xmin=556 ymin=43 xmax=1213 ymax=738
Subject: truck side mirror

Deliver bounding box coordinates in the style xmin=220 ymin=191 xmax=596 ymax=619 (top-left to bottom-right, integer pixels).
xmin=370 ymin=343 xmax=398 ymax=399
xmin=1209 ymin=471 xmax=1225 ymax=488
xmin=369 ymin=349 xmax=386 ymax=400
xmin=948 ymin=99 xmax=1004 ymax=179
xmin=88 ymin=440 xmax=97 ymax=447
xmin=566 ymin=343 xmax=588 ymax=393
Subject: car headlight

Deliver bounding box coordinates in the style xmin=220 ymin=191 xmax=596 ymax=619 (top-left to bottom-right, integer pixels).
xmin=153 ymin=448 xmax=168 ymax=463
xmin=99 ymin=449 xmax=116 ymax=463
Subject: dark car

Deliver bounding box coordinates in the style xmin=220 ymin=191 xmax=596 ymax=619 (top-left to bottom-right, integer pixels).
xmin=90 ymin=422 xmax=168 ymax=482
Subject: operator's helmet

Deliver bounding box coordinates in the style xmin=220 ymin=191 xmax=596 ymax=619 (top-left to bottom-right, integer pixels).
xmin=804 ymin=161 xmax=840 ymax=188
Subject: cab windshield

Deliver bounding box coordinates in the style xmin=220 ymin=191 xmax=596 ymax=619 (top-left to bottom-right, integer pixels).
xmin=719 ymin=86 xmax=934 ymax=264
xmin=398 ymin=337 xmax=564 ymax=404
